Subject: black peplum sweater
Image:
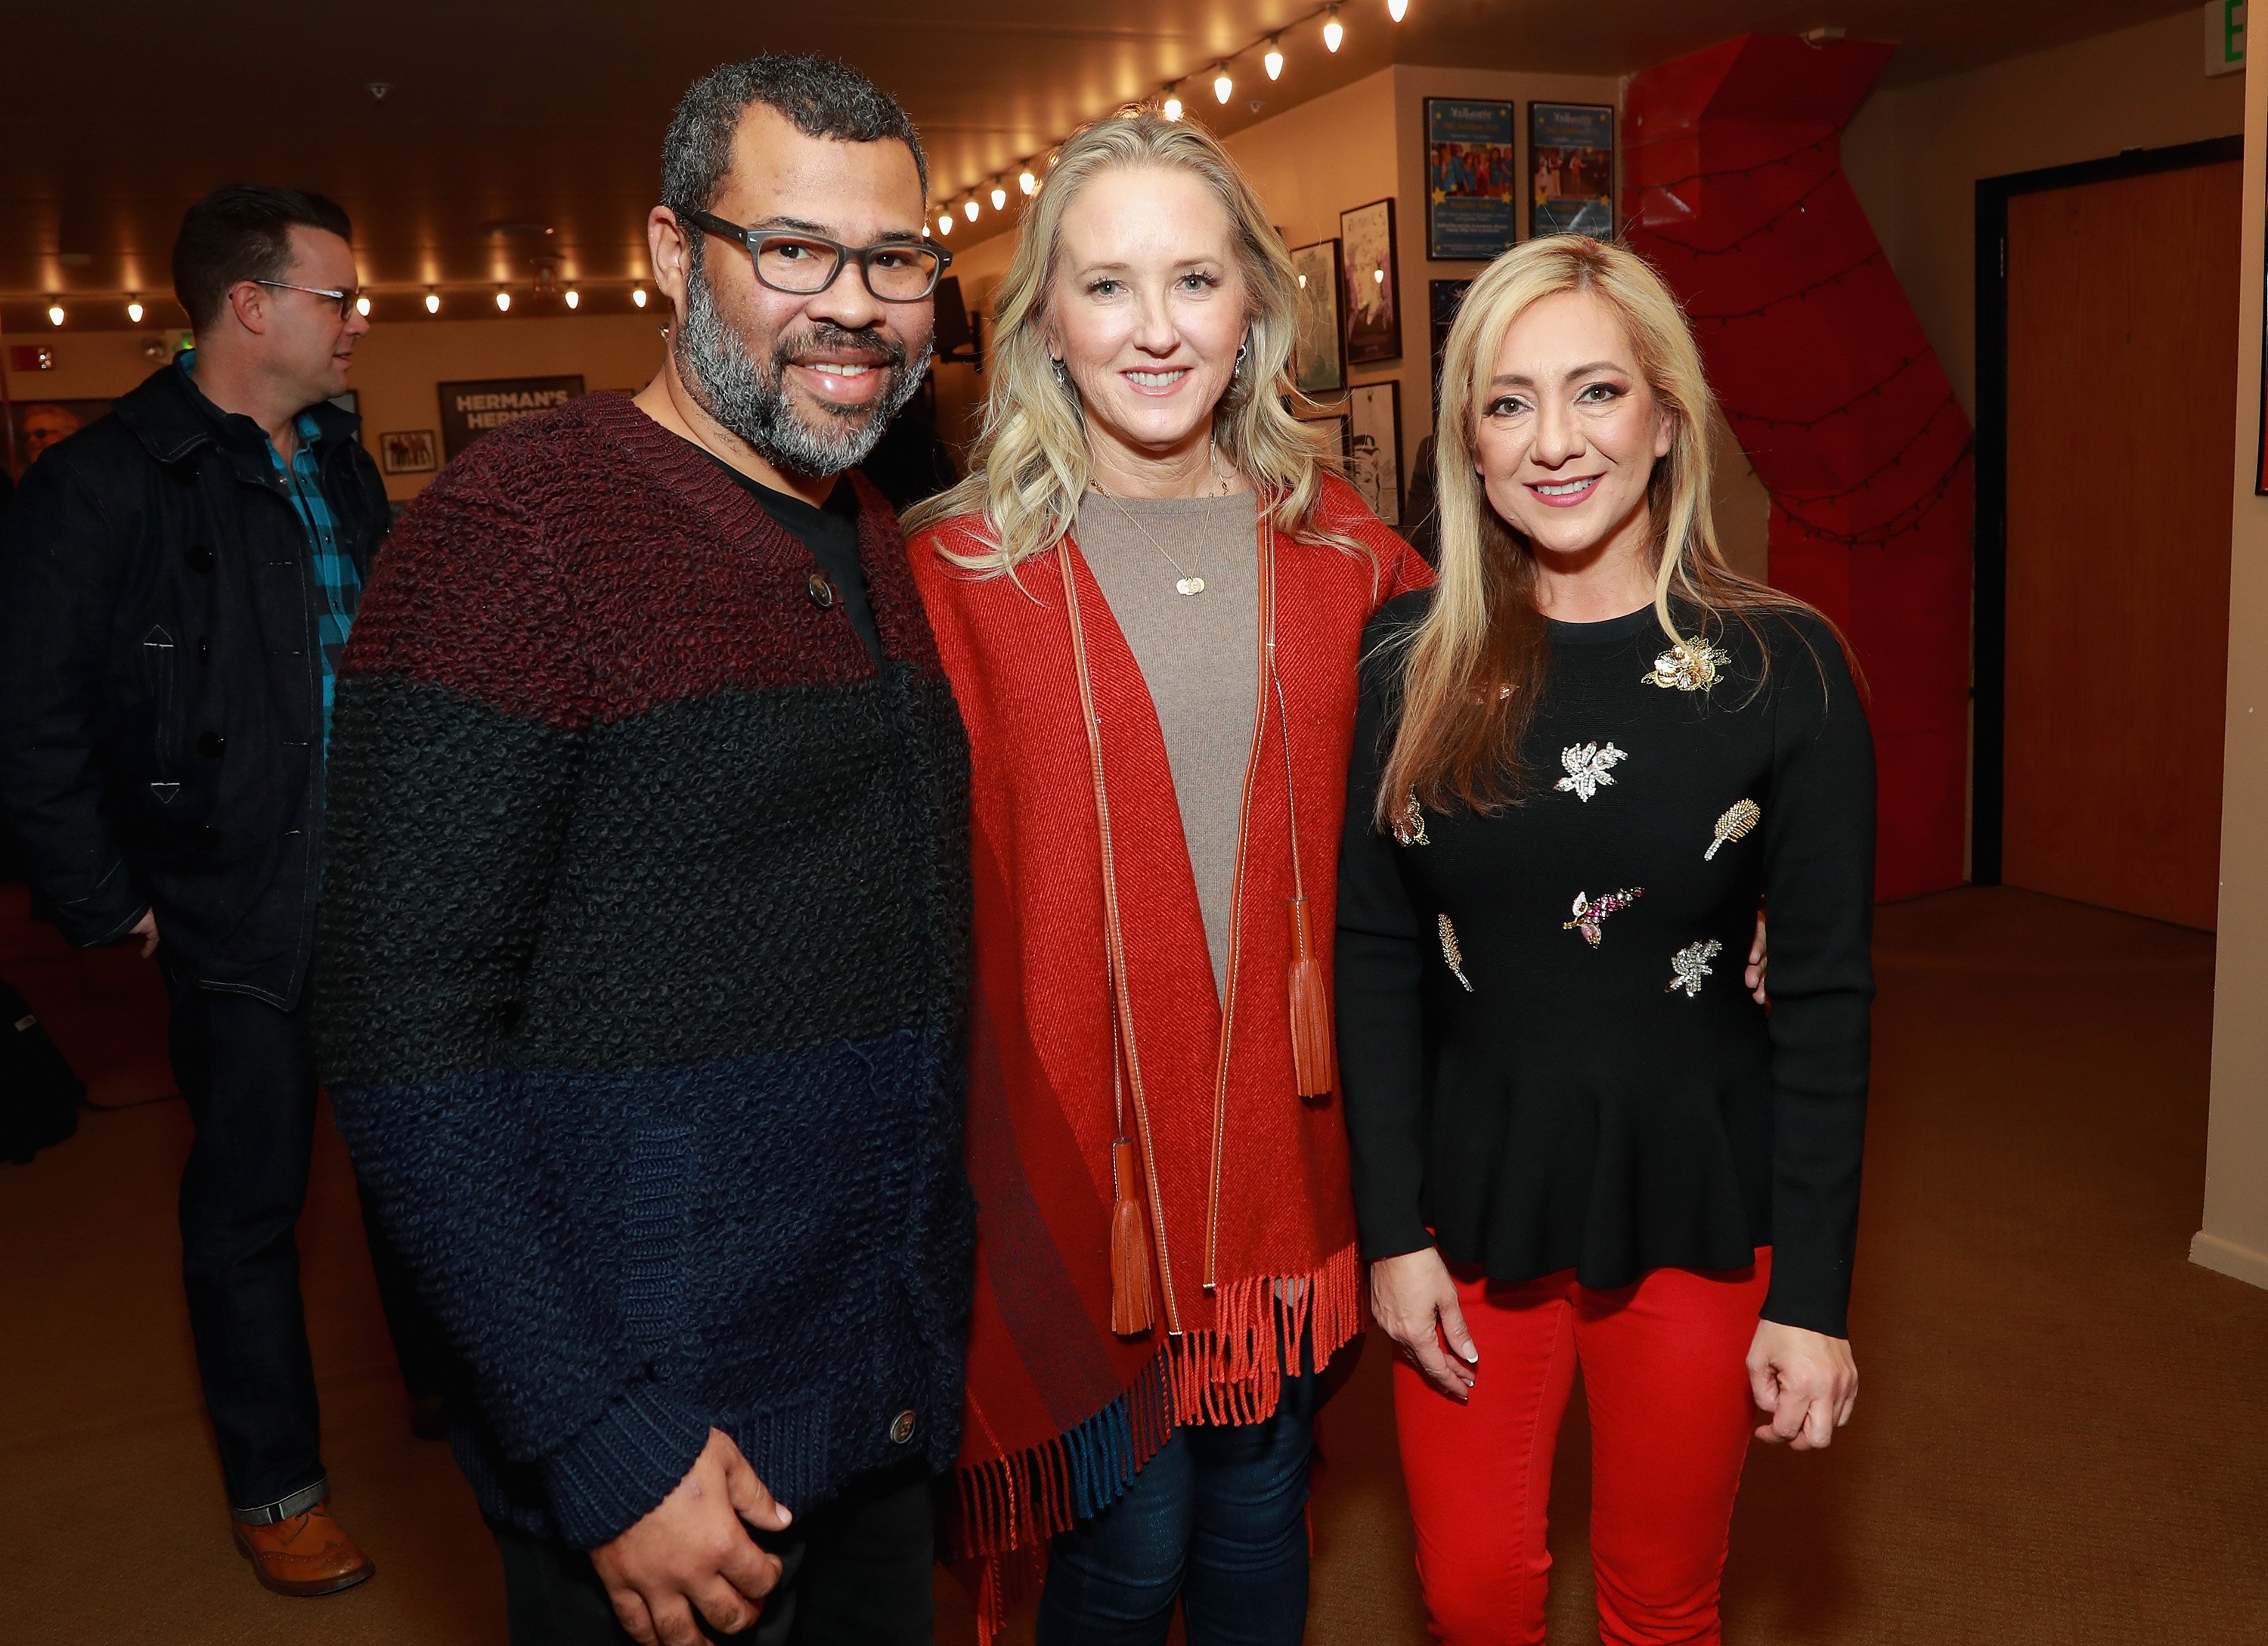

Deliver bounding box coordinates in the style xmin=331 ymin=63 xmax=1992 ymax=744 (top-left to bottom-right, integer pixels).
xmin=1336 ymin=592 xmax=1875 ymax=1338
xmin=314 ymin=393 xmax=975 ymax=1548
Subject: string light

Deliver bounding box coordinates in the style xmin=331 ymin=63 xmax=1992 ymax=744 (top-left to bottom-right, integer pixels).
xmin=1213 ymin=62 xmax=1233 ymax=103
xmin=47 ymin=302 xmax=64 ymax=326
xmin=126 ymin=296 xmax=144 ymax=323
xmin=565 ymin=287 xmax=579 ymax=309
xmin=1163 ymin=84 xmax=1184 ymax=121
xmin=633 ymin=286 xmax=649 ymax=308
xmin=424 ymin=289 xmax=441 ymax=314
xmin=1387 ymin=0 xmax=1408 ymax=20
xmin=495 ymin=288 xmax=511 ymax=312
xmin=937 ymin=211 xmax=953 ymax=236
xmin=964 ymin=197 xmax=981 ymax=222
xmin=1265 ymin=36 xmax=1284 ymax=79
xmin=990 ymin=179 xmax=1008 ymax=211
xmin=1019 ymin=169 xmax=1038 ymax=196
xmin=355 ymin=295 xmax=370 ymax=316
xmin=1324 ymin=5 xmax=1344 ymax=50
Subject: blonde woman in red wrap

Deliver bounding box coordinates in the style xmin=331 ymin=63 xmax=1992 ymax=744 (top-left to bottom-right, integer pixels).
xmin=903 ymin=110 xmax=1427 ymax=1642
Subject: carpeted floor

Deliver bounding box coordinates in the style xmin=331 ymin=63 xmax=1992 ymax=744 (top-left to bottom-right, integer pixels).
xmin=2 ymin=885 xmax=2263 ymax=1644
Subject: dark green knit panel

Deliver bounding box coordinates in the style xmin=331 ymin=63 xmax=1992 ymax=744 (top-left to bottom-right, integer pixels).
xmin=318 ymin=673 xmax=589 ymax=1088
xmin=513 ymin=664 xmax=970 ymax=1072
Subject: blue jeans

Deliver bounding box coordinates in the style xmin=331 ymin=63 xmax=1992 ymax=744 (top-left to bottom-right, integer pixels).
xmin=1035 ymin=1368 xmax=1319 ymax=1646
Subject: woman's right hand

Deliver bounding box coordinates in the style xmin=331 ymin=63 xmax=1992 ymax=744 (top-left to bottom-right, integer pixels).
xmin=1369 ymin=1248 xmax=1479 ymax=1401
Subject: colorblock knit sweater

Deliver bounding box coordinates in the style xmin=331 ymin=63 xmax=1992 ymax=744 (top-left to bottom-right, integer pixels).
xmin=314 ymin=393 xmax=974 ymax=1548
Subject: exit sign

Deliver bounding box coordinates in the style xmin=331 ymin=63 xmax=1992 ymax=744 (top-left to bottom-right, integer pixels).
xmin=2208 ymin=0 xmax=2245 ymax=76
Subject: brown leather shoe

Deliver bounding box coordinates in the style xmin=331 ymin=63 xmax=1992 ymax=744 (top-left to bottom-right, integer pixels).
xmin=231 ymin=1501 xmax=376 ymax=1597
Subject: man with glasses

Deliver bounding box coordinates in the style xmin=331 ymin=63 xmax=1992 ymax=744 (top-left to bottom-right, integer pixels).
xmin=318 ymin=56 xmax=972 ymax=1646
xmin=0 ymin=185 xmax=389 ymax=1595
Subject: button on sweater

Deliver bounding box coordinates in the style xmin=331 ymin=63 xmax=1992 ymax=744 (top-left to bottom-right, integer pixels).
xmin=1336 ymin=593 xmax=1875 ymax=1338
xmin=314 ymin=392 xmax=976 ymax=1548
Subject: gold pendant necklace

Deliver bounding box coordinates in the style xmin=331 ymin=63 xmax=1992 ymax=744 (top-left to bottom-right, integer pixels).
xmin=1092 ymin=438 xmax=1235 ymax=595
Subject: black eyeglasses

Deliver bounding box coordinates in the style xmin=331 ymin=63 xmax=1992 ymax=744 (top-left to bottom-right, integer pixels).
xmin=677 ymin=209 xmax=951 ymax=302
xmin=250 ymin=278 xmax=364 ymax=319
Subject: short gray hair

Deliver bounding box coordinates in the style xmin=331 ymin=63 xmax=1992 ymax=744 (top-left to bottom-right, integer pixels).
xmin=661 ymin=54 xmax=927 ymax=215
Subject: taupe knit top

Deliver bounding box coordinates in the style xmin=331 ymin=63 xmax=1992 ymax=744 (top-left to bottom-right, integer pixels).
xmin=1075 ymin=490 xmax=1259 ymax=997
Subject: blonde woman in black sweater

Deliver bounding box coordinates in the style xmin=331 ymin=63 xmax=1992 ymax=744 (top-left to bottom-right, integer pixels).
xmin=1337 ymin=237 xmax=1873 ymax=1645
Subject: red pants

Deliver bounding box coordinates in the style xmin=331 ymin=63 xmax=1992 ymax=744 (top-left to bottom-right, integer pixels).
xmin=1392 ymin=1254 xmax=1771 ymax=1646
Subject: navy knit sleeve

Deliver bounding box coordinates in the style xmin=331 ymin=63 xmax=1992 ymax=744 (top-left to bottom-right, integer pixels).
xmin=1757 ymin=614 xmax=1876 ymax=1338
xmin=1335 ymin=594 xmax=1436 ymax=1263
xmin=316 ymin=458 xmax=713 ymax=1548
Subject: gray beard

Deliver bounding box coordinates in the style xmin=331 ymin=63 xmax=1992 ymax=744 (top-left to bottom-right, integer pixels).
xmin=673 ymin=259 xmax=928 ymax=479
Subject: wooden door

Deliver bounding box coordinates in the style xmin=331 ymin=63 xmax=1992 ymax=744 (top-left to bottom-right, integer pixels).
xmin=2003 ymin=159 xmax=2240 ymax=930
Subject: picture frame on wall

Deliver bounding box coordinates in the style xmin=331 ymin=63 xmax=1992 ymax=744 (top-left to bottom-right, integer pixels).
xmin=1302 ymin=410 xmax=1350 ymax=462
xmin=1339 ymin=198 xmax=1401 ymax=364
xmin=1529 ymin=102 xmax=1616 ymax=238
xmin=1289 ymin=239 xmax=1346 ymax=395
xmin=380 ymin=429 xmax=439 ymax=475
xmin=1429 ymin=278 xmax=1473 ymax=410
xmin=1425 ymin=98 xmax=1518 ymax=261
xmin=1346 ymin=381 xmax=1405 ymax=526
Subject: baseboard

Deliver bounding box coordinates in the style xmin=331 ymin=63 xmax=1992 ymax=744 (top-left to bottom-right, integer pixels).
xmin=2189 ymin=1230 xmax=2268 ymax=1292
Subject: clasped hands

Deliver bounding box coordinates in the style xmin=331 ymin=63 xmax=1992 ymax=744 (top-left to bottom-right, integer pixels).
xmin=592 ymin=1427 xmax=791 ymax=1646
xmin=1368 ymin=1248 xmax=1857 ymax=1449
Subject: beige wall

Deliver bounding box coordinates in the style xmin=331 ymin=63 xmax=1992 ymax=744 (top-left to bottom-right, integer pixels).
xmin=6 ymin=314 xmax=668 ymax=502
xmin=2199 ymin=53 xmax=2268 ymax=1294
xmin=1843 ymin=9 xmax=2246 ymax=416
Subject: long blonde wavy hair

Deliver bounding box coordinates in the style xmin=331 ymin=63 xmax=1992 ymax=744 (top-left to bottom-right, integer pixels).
xmin=1377 ymin=234 xmax=1836 ymax=823
xmin=903 ymin=110 xmax=1340 ymax=570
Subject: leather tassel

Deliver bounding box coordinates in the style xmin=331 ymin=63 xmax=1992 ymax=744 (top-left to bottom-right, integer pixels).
xmin=1109 ymin=1137 xmax=1155 ymax=1335
xmin=1287 ymin=895 xmax=1336 ymax=1098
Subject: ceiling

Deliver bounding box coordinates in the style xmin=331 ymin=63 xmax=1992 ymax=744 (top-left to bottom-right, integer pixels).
xmin=1 ymin=0 xmax=2192 ymax=333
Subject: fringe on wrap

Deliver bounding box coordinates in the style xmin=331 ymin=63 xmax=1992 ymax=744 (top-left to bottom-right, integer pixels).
xmin=952 ymin=1241 xmax=1365 ymax=1638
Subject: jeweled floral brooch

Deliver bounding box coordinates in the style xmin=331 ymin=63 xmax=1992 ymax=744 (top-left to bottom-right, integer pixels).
xmin=1666 ymin=938 xmax=1724 ymax=997
xmin=1554 ymin=741 xmax=1628 ymax=802
xmin=1393 ymin=790 xmax=1430 ymax=847
xmin=1643 ymin=637 xmax=1730 ymax=693
xmin=1563 ymin=887 xmax=1643 ymax=949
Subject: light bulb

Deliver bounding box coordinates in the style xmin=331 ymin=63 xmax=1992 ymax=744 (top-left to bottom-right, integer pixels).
xmin=355 ymin=295 xmax=370 ymax=316
xmin=1374 ymin=268 xmax=1385 ymax=284
xmin=127 ymin=297 xmax=144 ymax=323
xmin=1019 ymin=169 xmax=1037 ymax=196
xmin=1265 ymin=38 xmax=1284 ymax=79
xmin=1213 ymin=64 xmax=1233 ymax=103
xmin=495 ymin=289 xmax=511 ymax=312
xmin=1388 ymin=0 xmax=1408 ymax=19
xmin=564 ymin=288 xmax=579 ymax=309
xmin=47 ymin=303 xmax=64 ymax=326
xmin=964 ymin=198 xmax=980 ymax=222
xmin=937 ymin=212 xmax=953 ymax=236
xmin=990 ymin=181 xmax=1007 ymax=211
xmin=1324 ymin=5 xmax=1343 ymax=51
xmin=1297 ymin=274 xmax=1308 ymax=289
xmin=424 ymin=290 xmax=441 ymax=314
xmin=1163 ymin=88 xmax=1184 ymax=121
xmin=633 ymin=286 xmax=648 ymax=308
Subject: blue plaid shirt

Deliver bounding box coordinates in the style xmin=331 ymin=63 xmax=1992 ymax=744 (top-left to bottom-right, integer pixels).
xmin=180 ymin=352 xmax=362 ymax=749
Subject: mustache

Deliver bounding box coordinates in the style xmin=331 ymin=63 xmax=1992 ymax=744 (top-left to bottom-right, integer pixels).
xmin=775 ymin=321 xmax=909 ymax=372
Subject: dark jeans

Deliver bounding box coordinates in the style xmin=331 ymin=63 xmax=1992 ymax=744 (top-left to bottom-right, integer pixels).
xmin=165 ymin=960 xmax=447 ymax=1514
xmin=491 ymin=1463 xmax=937 ymax=1646
xmin=166 ymin=965 xmax=327 ymax=1515
xmin=1036 ymin=1368 xmax=1320 ymax=1646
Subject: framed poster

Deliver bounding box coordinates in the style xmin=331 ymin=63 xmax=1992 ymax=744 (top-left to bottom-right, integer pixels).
xmin=1347 ymin=380 xmax=1405 ymax=526
xmin=1289 ymin=239 xmax=1346 ymax=395
xmin=1339 ymin=198 xmax=1401 ymax=365
xmin=1301 ymin=411 xmax=1350 ymax=462
xmin=1529 ymin=102 xmax=1616 ymax=238
xmin=8 ymin=397 xmax=109 ymax=473
xmin=380 ymin=429 xmax=439 ymax=474
xmin=1429 ymin=278 xmax=1473 ymax=409
xmin=1426 ymin=98 xmax=1518 ymax=261
xmin=436 ymin=375 xmax=585 ymax=457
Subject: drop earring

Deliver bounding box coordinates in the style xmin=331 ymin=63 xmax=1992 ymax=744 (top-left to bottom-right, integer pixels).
xmin=1052 ymin=357 xmax=1071 ymax=389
